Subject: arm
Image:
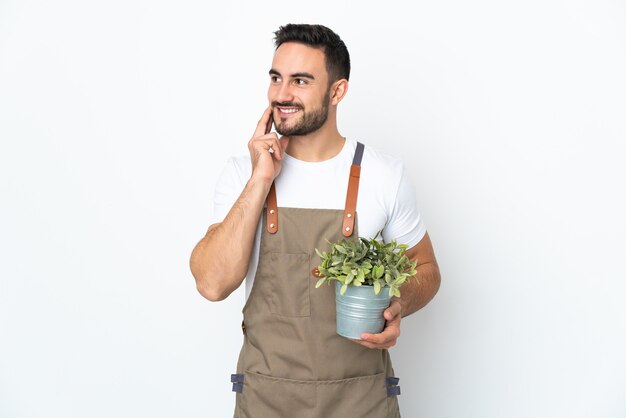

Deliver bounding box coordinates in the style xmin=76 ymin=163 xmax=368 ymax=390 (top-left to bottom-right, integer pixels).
xmin=189 ymin=178 xmax=270 ymax=301
xmin=397 ymin=232 xmax=441 ymax=317
xmin=356 ymin=232 xmax=441 ymax=349
xmin=189 ymin=107 xmax=289 ymax=301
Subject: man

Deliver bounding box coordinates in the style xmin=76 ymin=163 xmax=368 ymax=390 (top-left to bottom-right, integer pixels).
xmin=190 ymin=24 xmax=440 ymax=418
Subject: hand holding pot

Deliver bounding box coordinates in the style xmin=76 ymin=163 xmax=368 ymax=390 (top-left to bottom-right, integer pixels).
xmin=354 ymin=299 xmax=402 ymax=350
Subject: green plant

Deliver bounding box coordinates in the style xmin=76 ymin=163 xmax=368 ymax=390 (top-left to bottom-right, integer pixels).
xmin=314 ymin=231 xmax=418 ymax=297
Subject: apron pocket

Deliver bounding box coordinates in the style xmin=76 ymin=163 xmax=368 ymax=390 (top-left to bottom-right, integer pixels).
xmin=268 ymin=252 xmax=310 ymax=317
xmin=236 ymin=371 xmax=391 ymax=418
xmin=316 ymin=372 xmax=390 ymax=418
xmin=237 ymin=371 xmax=315 ymax=418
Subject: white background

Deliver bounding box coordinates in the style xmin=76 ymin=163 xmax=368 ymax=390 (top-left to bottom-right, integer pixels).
xmin=1 ymin=1 xmax=625 ymax=417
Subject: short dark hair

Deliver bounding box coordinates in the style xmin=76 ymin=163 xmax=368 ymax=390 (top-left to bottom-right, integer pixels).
xmin=273 ymin=24 xmax=351 ymax=83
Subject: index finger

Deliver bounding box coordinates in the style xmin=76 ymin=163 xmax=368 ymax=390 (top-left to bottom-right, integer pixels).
xmin=253 ymin=106 xmax=273 ymax=138
xmin=361 ymin=324 xmax=399 ymax=344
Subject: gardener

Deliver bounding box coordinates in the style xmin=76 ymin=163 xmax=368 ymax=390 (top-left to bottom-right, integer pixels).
xmin=190 ymin=23 xmax=441 ymax=418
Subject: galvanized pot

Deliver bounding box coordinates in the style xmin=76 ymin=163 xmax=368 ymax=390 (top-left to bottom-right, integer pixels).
xmin=335 ymin=282 xmax=392 ymax=339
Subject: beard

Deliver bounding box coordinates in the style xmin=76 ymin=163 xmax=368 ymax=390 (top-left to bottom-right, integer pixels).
xmin=274 ymin=91 xmax=330 ymax=136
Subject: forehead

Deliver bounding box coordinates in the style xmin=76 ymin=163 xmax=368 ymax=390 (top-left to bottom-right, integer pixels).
xmin=271 ymin=42 xmax=328 ymax=79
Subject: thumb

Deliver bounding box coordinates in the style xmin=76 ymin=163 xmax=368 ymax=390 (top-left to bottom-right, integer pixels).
xmin=385 ymin=300 xmax=402 ymax=320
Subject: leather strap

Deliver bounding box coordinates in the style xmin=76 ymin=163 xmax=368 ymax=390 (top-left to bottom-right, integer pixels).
xmin=264 ymin=113 xmax=278 ymax=234
xmin=266 ymin=182 xmax=278 ymax=234
xmin=342 ymin=142 xmax=364 ymax=237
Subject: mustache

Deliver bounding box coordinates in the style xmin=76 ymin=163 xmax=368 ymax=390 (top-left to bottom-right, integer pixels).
xmin=272 ymin=101 xmax=303 ymax=109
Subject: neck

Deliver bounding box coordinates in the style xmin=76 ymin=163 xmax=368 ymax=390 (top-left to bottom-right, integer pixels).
xmin=284 ymin=114 xmax=345 ymax=162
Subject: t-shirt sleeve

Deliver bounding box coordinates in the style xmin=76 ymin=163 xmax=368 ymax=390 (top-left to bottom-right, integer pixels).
xmin=209 ymin=157 xmax=245 ymax=225
xmin=382 ymin=164 xmax=427 ymax=248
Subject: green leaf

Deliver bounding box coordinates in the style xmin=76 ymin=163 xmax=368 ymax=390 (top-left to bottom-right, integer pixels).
xmin=335 ymin=245 xmax=348 ymax=254
xmin=340 ymin=284 xmax=348 ymax=295
xmin=345 ymin=272 xmax=354 ymax=285
xmin=315 ymin=277 xmax=327 ymax=288
xmin=374 ymin=265 xmax=384 ymax=279
xmin=315 ymin=248 xmax=324 ymax=258
xmin=374 ymin=281 xmax=381 ymax=295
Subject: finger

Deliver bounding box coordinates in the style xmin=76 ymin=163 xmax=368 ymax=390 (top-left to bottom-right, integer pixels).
xmin=260 ymin=134 xmax=285 ymax=160
xmin=250 ymin=133 xmax=286 ymax=161
xmin=273 ymin=135 xmax=289 ymax=160
xmin=361 ymin=323 xmax=400 ymax=345
xmin=353 ymin=339 xmax=381 ymax=350
xmin=353 ymin=337 xmax=395 ymax=350
xmin=360 ymin=332 xmax=395 ymax=346
xmin=251 ymin=133 xmax=278 ymax=150
xmin=249 ymin=135 xmax=272 ymax=156
xmin=253 ymin=106 xmax=273 ymax=138
xmin=265 ymin=112 xmax=274 ymax=135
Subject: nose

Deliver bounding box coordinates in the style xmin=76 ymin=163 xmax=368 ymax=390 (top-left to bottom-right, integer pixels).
xmin=270 ymin=81 xmax=295 ymax=104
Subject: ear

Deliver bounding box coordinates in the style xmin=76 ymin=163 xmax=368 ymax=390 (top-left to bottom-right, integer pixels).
xmin=329 ymin=79 xmax=349 ymax=105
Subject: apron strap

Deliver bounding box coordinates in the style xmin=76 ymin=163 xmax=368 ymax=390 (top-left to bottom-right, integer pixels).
xmin=265 ymin=141 xmax=365 ymax=236
xmin=265 ymin=113 xmax=279 ymax=234
xmin=342 ymin=142 xmax=364 ymax=237
xmin=266 ymin=182 xmax=278 ymax=234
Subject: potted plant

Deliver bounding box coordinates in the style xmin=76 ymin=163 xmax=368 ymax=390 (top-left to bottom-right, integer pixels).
xmin=314 ymin=231 xmax=418 ymax=339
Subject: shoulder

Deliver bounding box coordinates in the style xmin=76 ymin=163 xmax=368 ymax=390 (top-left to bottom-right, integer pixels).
xmin=359 ymin=141 xmax=406 ymax=183
xmin=220 ymin=154 xmax=251 ymax=185
xmin=228 ymin=154 xmax=251 ymax=171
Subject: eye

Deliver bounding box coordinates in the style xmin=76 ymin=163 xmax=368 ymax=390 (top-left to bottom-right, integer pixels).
xmin=270 ymin=75 xmax=281 ymax=83
xmin=294 ymin=78 xmax=307 ymax=86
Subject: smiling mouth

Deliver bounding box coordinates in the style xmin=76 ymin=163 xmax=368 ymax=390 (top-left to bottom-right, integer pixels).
xmin=277 ymin=107 xmax=301 ymax=115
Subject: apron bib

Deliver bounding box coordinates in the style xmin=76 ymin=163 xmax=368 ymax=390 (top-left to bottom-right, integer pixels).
xmin=231 ymin=143 xmax=401 ymax=418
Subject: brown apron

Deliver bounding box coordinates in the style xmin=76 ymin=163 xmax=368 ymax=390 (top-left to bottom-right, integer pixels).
xmin=231 ymin=143 xmax=401 ymax=418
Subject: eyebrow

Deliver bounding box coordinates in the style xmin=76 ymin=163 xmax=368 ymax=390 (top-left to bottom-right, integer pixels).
xmin=269 ymin=69 xmax=315 ymax=80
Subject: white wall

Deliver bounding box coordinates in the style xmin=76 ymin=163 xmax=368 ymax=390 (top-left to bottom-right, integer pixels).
xmin=1 ymin=1 xmax=625 ymax=417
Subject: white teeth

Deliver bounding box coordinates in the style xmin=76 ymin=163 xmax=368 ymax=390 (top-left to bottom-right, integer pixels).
xmin=280 ymin=108 xmax=299 ymax=114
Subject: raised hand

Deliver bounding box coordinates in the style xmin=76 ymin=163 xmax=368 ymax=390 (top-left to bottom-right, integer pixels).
xmin=248 ymin=106 xmax=290 ymax=184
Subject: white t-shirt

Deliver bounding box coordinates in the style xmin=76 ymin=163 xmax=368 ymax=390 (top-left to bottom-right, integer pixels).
xmin=210 ymin=137 xmax=426 ymax=299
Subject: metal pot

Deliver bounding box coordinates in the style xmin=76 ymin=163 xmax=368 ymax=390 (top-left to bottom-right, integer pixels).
xmin=335 ymin=282 xmax=391 ymax=339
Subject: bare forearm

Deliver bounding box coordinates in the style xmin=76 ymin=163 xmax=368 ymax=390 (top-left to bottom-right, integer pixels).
xmin=190 ymin=176 xmax=271 ymax=301
xmin=398 ymin=262 xmax=441 ymax=317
